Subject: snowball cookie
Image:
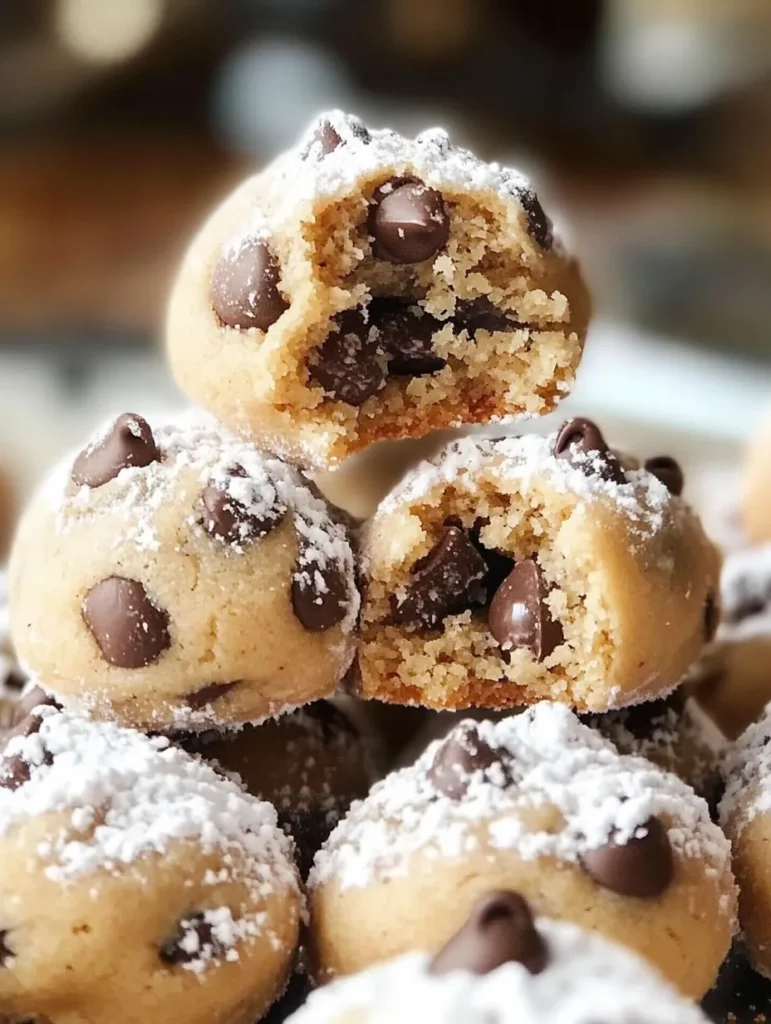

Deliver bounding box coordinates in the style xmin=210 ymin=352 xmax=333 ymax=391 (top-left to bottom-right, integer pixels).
xmin=289 ymin=892 xmax=711 ymax=1024
xmin=357 ymin=423 xmax=720 ymax=713
xmin=307 ymin=703 xmax=736 ymax=998
xmin=7 ymin=412 xmax=359 ymax=731
xmin=740 ymin=413 xmax=771 ymax=543
xmin=166 ymin=110 xmax=591 ymax=468
xmin=177 ymin=700 xmax=381 ymax=876
xmin=0 ymin=704 xmax=302 ymax=1024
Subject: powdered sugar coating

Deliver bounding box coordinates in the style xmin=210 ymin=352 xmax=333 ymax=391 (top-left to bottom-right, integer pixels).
xmin=719 ymin=705 xmax=771 ymax=830
xmin=286 ymin=915 xmax=708 ymax=1024
xmin=717 ymin=543 xmax=771 ymax=643
xmin=310 ymin=703 xmax=729 ymax=892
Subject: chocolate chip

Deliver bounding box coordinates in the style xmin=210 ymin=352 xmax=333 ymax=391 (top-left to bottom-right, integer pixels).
xmin=430 ymin=891 xmax=547 ymax=977
xmin=211 ymin=238 xmax=288 ymax=331
xmin=704 ymin=592 xmax=720 ymax=642
xmin=467 ymin=518 xmax=516 ymax=601
xmin=371 ymin=180 xmax=449 ymax=264
xmin=488 ymin=559 xmax=563 ymax=661
xmin=292 ymin=558 xmax=349 ymax=631
xmin=369 ymin=297 xmax=446 ymax=377
xmin=0 ymin=930 xmax=14 ymax=967
xmin=303 ymin=118 xmax=343 ymax=158
xmin=4 ymin=688 xmax=58 ymax=743
xmin=159 ymin=912 xmax=223 ymax=966
xmin=200 ymin=466 xmax=284 ymax=546
xmin=517 ymin=187 xmax=553 ymax=249
xmin=554 ymin=417 xmax=626 ymax=485
xmin=2 ymin=668 xmax=26 ymax=692
xmin=454 ymin=297 xmax=522 ymax=337
xmin=308 ymin=308 xmax=387 ymax=405
xmin=644 ymin=456 xmax=684 ymax=497
xmin=581 ymin=816 xmax=673 ymax=898
xmin=0 ymin=755 xmax=32 ymax=791
xmin=186 ymin=682 xmax=237 ymax=711
xmin=71 ymin=413 xmax=161 ymax=488
xmin=391 ymin=527 xmax=487 ymax=631
xmin=427 ymin=722 xmax=509 ymax=800
xmin=82 ymin=577 xmax=171 ymax=669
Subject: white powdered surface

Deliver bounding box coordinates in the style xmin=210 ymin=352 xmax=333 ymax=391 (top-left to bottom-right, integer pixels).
xmin=285 ymin=915 xmax=708 ymax=1024
xmin=310 ymin=703 xmax=729 ymax=893
xmin=717 ymin=543 xmax=771 ymax=643
xmin=720 ymin=706 xmax=771 ymax=830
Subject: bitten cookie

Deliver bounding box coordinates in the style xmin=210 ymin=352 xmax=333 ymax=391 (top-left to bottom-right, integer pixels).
xmin=166 ymin=110 xmax=590 ymax=468
xmin=8 ymin=412 xmax=359 ymax=731
xmin=177 ymin=700 xmax=380 ymax=876
xmin=289 ymin=892 xmax=710 ymax=1024
xmin=0 ymin=704 xmax=301 ymax=1024
xmin=307 ymin=703 xmax=735 ymax=998
xmin=357 ymin=423 xmax=719 ymax=713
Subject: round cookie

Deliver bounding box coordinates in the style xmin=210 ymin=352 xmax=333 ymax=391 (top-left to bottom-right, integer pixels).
xmin=167 ymin=110 xmax=591 ymax=468
xmin=177 ymin=700 xmax=381 ymax=876
xmin=740 ymin=414 xmax=771 ymax=544
xmin=289 ymin=892 xmax=711 ymax=1024
xmin=0 ymin=704 xmax=302 ymax=1024
xmin=357 ymin=423 xmax=719 ymax=713
xmin=307 ymin=703 xmax=735 ymax=998
xmin=8 ymin=412 xmax=359 ymax=731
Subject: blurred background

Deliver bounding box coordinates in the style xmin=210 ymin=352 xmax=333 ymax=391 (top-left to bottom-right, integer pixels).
xmin=0 ymin=0 xmax=770 ymax=553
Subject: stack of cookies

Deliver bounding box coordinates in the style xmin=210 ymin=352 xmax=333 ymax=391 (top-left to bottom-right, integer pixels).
xmin=0 ymin=111 xmax=745 ymax=1024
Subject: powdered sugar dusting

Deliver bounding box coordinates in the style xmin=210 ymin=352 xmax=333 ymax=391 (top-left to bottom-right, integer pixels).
xmin=309 ymin=703 xmax=730 ymax=893
xmin=717 ymin=543 xmax=771 ymax=643
xmin=286 ymin=915 xmax=708 ymax=1024
xmin=720 ymin=706 xmax=771 ymax=830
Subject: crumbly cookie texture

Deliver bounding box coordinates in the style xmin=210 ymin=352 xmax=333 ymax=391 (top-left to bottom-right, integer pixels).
xmin=0 ymin=705 xmax=301 ymax=1024
xmin=288 ymin=900 xmax=709 ymax=1024
xmin=8 ymin=411 xmax=359 ymax=731
xmin=166 ymin=110 xmax=590 ymax=468
xmin=358 ymin=424 xmax=720 ymax=713
xmin=308 ymin=703 xmax=735 ymax=998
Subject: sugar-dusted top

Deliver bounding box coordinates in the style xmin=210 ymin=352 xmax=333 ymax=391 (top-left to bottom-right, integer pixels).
xmin=0 ymin=706 xmax=299 ymax=892
xmin=310 ymin=703 xmax=729 ymax=892
xmin=286 ymin=915 xmax=708 ymax=1024
xmin=717 ymin=543 xmax=771 ymax=643
xmin=719 ymin=705 xmax=771 ymax=829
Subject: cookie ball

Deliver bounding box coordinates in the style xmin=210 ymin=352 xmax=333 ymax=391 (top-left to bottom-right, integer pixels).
xmin=358 ymin=425 xmax=719 ymax=713
xmin=166 ymin=111 xmax=590 ymax=469
xmin=177 ymin=700 xmax=380 ymax=877
xmin=0 ymin=571 xmax=26 ymax=710
xmin=289 ymin=893 xmax=711 ymax=1024
xmin=0 ymin=705 xmax=302 ymax=1024
xmin=740 ymin=416 xmax=771 ymax=544
xmin=307 ymin=703 xmax=735 ymax=998
xmin=8 ymin=412 xmax=359 ymax=731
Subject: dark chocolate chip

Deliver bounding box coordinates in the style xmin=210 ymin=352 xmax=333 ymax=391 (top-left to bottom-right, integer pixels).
xmin=391 ymin=526 xmax=488 ymax=631
xmin=0 ymin=930 xmax=14 ymax=967
xmin=518 ymin=187 xmax=553 ymax=249
xmin=427 ymin=722 xmax=509 ymax=800
xmin=292 ymin=558 xmax=349 ymax=632
xmin=369 ymin=297 xmax=446 ymax=377
xmin=430 ymin=891 xmax=547 ymax=977
xmin=308 ymin=308 xmax=387 ymax=405
xmin=2 ymin=668 xmax=27 ymax=692
xmin=159 ymin=912 xmax=223 ymax=966
xmin=468 ymin=518 xmax=516 ymax=601
xmin=554 ymin=417 xmax=626 ymax=485
xmin=0 ymin=755 xmax=32 ymax=791
xmin=644 ymin=456 xmax=685 ymax=497
xmin=454 ymin=297 xmax=522 ymax=337
xmin=581 ymin=816 xmax=673 ymax=898
xmin=4 ymin=688 xmax=58 ymax=744
xmin=211 ymin=238 xmax=288 ymax=331
xmin=704 ymin=593 xmax=720 ymax=642
xmin=71 ymin=413 xmax=161 ymax=489
xmin=303 ymin=118 xmax=343 ymax=158
xmin=200 ymin=465 xmax=284 ymax=546
xmin=371 ymin=180 xmax=449 ymax=264
xmin=82 ymin=577 xmax=171 ymax=669
xmin=488 ymin=559 xmax=564 ymax=661
xmin=186 ymin=682 xmax=237 ymax=711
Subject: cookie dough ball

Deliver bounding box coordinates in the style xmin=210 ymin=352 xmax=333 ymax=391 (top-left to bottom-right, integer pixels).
xmin=581 ymin=691 xmax=725 ymax=806
xmin=740 ymin=415 xmax=771 ymax=543
xmin=167 ymin=110 xmax=590 ymax=469
xmin=358 ymin=423 xmax=719 ymax=713
xmin=289 ymin=893 xmax=711 ymax=1024
xmin=8 ymin=412 xmax=359 ymax=731
xmin=719 ymin=706 xmax=771 ymax=979
xmin=177 ymin=700 xmax=380 ymax=876
xmin=307 ymin=703 xmax=735 ymax=998
xmin=0 ymin=704 xmax=302 ymax=1024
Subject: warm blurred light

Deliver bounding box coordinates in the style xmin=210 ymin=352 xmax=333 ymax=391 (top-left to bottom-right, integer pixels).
xmin=387 ymin=0 xmax=475 ymax=59
xmin=55 ymin=0 xmax=163 ymax=65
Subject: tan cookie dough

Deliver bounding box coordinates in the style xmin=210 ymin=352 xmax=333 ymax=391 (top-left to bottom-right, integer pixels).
xmin=166 ymin=110 xmax=590 ymax=469
xmin=720 ymin=706 xmax=771 ymax=979
xmin=177 ymin=700 xmax=380 ymax=876
xmin=289 ymin=894 xmax=711 ymax=1024
xmin=358 ymin=422 xmax=719 ymax=713
xmin=8 ymin=412 xmax=359 ymax=731
xmin=307 ymin=703 xmax=735 ymax=998
xmin=740 ymin=414 xmax=771 ymax=543
xmin=0 ymin=705 xmax=302 ymax=1024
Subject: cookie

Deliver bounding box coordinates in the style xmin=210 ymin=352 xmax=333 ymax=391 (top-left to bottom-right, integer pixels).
xmin=740 ymin=415 xmax=771 ymax=543
xmin=176 ymin=700 xmax=380 ymax=876
xmin=308 ymin=703 xmax=735 ymax=998
xmin=289 ymin=892 xmax=710 ymax=1024
xmin=0 ymin=704 xmax=301 ymax=1024
xmin=7 ymin=412 xmax=359 ymax=731
xmin=166 ymin=110 xmax=591 ymax=468
xmin=720 ymin=707 xmax=771 ymax=979
xmin=357 ymin=425 xmax=719 ymax=713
